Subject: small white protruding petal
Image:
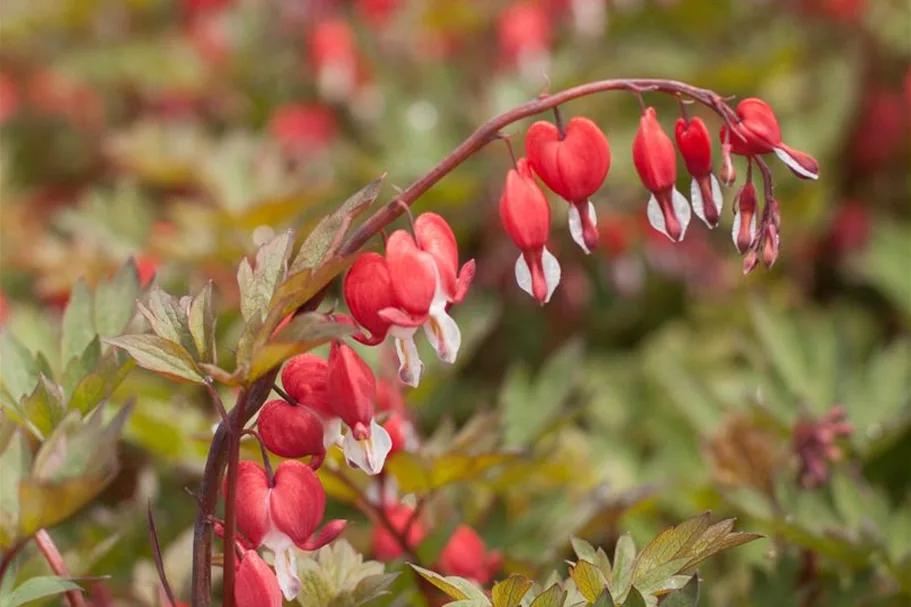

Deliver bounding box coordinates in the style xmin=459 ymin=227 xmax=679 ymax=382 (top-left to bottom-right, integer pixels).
xmin=671 ymin=187 xmax=692 ymax=241
xmin=710 ymin=173 xmax=724 ymax=218
xmin=541 ymin=246 xmax=561 ymax=304
xmin=423 ymin=306 xmax=461 ymax=364
xmin=646 ymin=194 xmax=668 ymax=239
xmin=322 ymin=417 xmax=344 ymax=449
xmin=272 ymin=546 xmax=301 ymax=601
xmin=514 ymin=253 xmax=533 ymax=300
xmin=773 ymin=147 xmax=818 ymax=180
xmin=393 ymin=336 xmax=424 ymax=388
xmin=690 ymin=177 xmax=707 ymax=227
xmin=731 ymin=209 xmax=758 ymax=252
xmin=567 ymin=201 xmax=598 ymax=254
xmin=342 ymin=419 xmax=392 ymax=476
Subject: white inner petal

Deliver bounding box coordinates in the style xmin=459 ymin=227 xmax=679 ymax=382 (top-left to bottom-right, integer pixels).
xmin=322 ymin=417 xmax=344 ymax=449
xmin=423 ymin=304 xmax=461 ymax=364
xmin=773 ymin=147 xmax=818 ymax=180
xmin=541 ymin=246 xmax=562 ymax=304
xmin=646 ymin=194 xmax=669 ymax=240
xmin=690 ymin=177 xmax=707 ymax=227
xmin=710 ymin=173 xmax=723 ymax=217
xmin=272 ymin=546 xmax=301 ymax=601
xmin=672 ymin=187 xmax=692 ymax=241
xmin=514 ymin=253 xmax=533 ymax=299
xmin=731 ymin=210 xmax=758 ymax=252
xmin=394 ymin=337 xmax=424 ymax=388
xmin=342 ymin=419 xmax=392 ymax=476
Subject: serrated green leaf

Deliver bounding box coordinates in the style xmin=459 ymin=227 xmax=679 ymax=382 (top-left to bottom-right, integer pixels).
xmin=137 ymin=288 xmax=197 ymax=357
xmin=290 ymin=176 xmax=385 ymax=273
xmin=0 ymin=431 xmax=30 ymax=548
xmin=188 ymin=282 xmax=216 ymax=364
xmin=611 ymin=533 xmax=636 ymax=603
xmin=0 ymin=576 xmax=84 ymax=607
xmin=492 ymin=575 xmax=533 ymax=607
xmin=94 ymin=258 xmax=141 ymax=337
xmin=60 ymin=337 xmax=102 ymax=398
xmin=247 ymin=313 xmax=355 ymax=381
xmin=68 ymin=349 xmax=134 ymax=415
xmin=633 ymin=513 xmax=710 ymax=592
xmin=620 ymin=587 xmax=647 ymax=607
xmin=18 ymin=375 xmax=66 ymax=437
xmin=571 ymin=560 xmax=608 ymax=603
xmin=590 ymin=589 xmax=614 ymax=607
xmin=104 ymin=335 xmax=203 ymax=383
xmin=253 ymin=230 xmax=294 ymax=314
xmin=409 ymin=564 xmax=490 ymax=603
xmin=0 ymin=335 xmax=39 ymax=404
xmin=529 ymin=583 xmax=567 ymax=607
xmin=237 ymin=258 xmax=257 ymax=321
xmin=61 ymin=279 xmax=96 ymax=367
xmin=659 ymin=575 xmax=699 ymax=607
xmin=351 ymin=572 xmax=398 ymax=606
xmin=269 ymin=252 xmax=359 ymax=322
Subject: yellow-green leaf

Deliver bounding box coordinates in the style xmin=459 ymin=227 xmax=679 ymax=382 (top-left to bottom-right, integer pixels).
xmin=571 ymin=560 xmax=608 ymax=603
xmin=409 ymin=564 xmax=489 ymax=603
xmin=104 ymin=335 xmax=204 ymax=384
xmin=491 ymin=575 xmax=532 ymax=607
xmin=529 ymin=583 xmax=566 ymax=607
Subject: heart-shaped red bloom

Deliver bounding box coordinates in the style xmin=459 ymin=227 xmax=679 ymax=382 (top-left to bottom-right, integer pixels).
xmin=675 ymin=116 xmax=713 ymax=177
xmin=280 ymin=354 xmax=332 ymax=418
xmin=257 ymin=399 xmax=326 ymax=466
xmin=413 ymin=212 xmax=475 ymax=304
xmin=525 ymin=117 xmax=611 ymax=203
xmin=633 ymin=107 xmax=677 ymax=193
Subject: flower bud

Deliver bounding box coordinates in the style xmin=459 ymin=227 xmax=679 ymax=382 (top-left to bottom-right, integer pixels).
xmin=372 ymin=505 xmax=426 ymax=561
xmin=720 ymin=141 xmax=736 ymax=187
xmin=257 ymin=399 xmax=326 ymax=467
xmin=732 ymin=183 xmax=759 ymax=254
xmin=761 ymin=223 xmax=780 ymax=269
xmin=675 ymin=116 xmax=722 ymax=228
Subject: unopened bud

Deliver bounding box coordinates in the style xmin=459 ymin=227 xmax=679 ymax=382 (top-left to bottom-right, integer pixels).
xmin=762 ymin=223 xmax=780 ymax=269
xmin=742 ymin=250 xmax=760 ymax=275
xmin=720 ymin=142 xmax=736 ymax=187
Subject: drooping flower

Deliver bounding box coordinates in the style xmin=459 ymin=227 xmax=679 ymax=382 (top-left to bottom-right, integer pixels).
xmin=632 ymin=107 xmax=691 ymax=242
xmin=437 ymin=525 xmax=502 ymax=586
xmin=499 ymin=157 xmax=561 ymax=304
xmin=234 ymin=549 xmax=282 ymax=607
xmin=525 ymin=116 xmax=612 ymax=253
xmin=229 ymin=460 xmax=346 ymax=600
xmin=257 ymin=399 xmax=326 ymax=468
xmin=327 ymin=341 xmax=392 ymax=475
xmin=372 ymin=505 xmax=427 ymax=561
xmin=732 ymin=182 xmax=759 ymax=254
xmin=720 ymin=98 xmax=819 ymax=180
xmin=280 ymin=353 xmax=342 ymax=448
xmin=675 ymin=116 xmax=723 ymax=228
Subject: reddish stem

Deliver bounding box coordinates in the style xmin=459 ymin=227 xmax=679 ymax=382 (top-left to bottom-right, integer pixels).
xmin=221 ymin=389 xmax=247 ymax=607
xmin=34 ymin=529 xmax=87 ymax=607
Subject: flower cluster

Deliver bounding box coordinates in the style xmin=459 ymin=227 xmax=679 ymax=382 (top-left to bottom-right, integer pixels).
xmin=498 ymin=97 xmax=819 ymax=303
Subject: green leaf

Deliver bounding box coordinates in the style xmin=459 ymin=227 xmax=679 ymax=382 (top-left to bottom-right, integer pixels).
xmin=247 ymin=313 xmax=355 ymax=381
xmin=0 ymin=335 xmax=39 ymax=404
xmin=237 ymin=258 xmax=257 ymax=322
xmin=0 ymin=576 xmax=83 ymax=607
xmin=104 ymin=335 xmax=204 ymax=383
xmin=61 ymin=279 xmax=96 ymax=367
xmin=749 ymin=300 xmax=813 ymax=403
xmin=68 ymin=349 xmax=134 ymax=415
xmin=590 ymin=589 xmax=614 ymax=607
xmin=351 ymin=573 xmax=398 ymax=606
xmin=0 ymin=431 xmax=30 ymax=549
xmin=856 ymin=219 xmax=911 ymax=316
xmin=620 ymin=587 xmax=647 ymax=607
xmin=633 ymin=513 xmax=710 ymax=593
xmin=571 ymin=537 xmax=598 ymax=563
xmin=137 ymin=287 xmax=197 ymax=356
xmin=409 ymin=564 xmax=490 ymax=603
xmin=94 ymin=258 xmax=141 ymax=337
xmin=60 ymin=337 xmax=102 ymax=398
xmin=491 ymin=575 xmax=533 ymax=607
xmin=529 ymin=584 xmax=567 ymax=607
xmin=386 ymin=451 xmax=517 ymax=494
xmin=290 ymin=176 xmax=385 ymax=273
xmin=296 ymin=539 xmax=392 ymax=607
xmin=188 ymin=282 xmax=216 ymax=364
xmin=571 ymin=560 xmax=609 ymax=603
xmin=659 ymin=575 xmax=699 ymax=607
xmin=18 ymin=375 xmax=66 ymax=438
xmin=269 ymin=252 xmax=359 ymax=323
xmin=611 ymin=533 xmax=636 ymax=603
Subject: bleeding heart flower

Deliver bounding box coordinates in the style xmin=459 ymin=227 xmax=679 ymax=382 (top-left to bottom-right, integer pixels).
xmin=310 ymin=18 xmax=360 ymax=101
xmin=525 ymin=116 xmax=612 ymax=253
xmin=257 ymin=399 xmax=326 ymax=468
xmin=437 ymin=525 xmax=502 ymax=586
xmin=499 ymin=158 xmax=561 ymax=305
xmin=498 ymin=1 xmax=552 ymax=79
xmin=720 ymin=98 xmax=819 ymax=180
xmin=633 ymin=107 xmax=690 ymax=242
xmin=675 ymin=116 xmax=723 ymax=228
xmin=372 ymin=505 xmax=427 ymax=561
xmin=228 ymin=460 xmax=346 ymax=600
xmin=732 ymin=182 xmax=759 ymax=254
xmin=234 ymin=550 xmax=282 ymax=607
xmin=413 ymin=212 xmax=475 ymax=306
xmin=327 ymin=341 xmax=392 ymax=474
xmin=280 ymin=354 xmax=342 ymax=448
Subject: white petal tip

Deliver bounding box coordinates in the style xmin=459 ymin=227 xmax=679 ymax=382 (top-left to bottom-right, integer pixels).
xmin=342 ymin=420 xmax=392 ymax=476
xmin=773 ymin=147 xmax=819 ymax=180
xmin=567 ymin=201 xmax=597 ymax=254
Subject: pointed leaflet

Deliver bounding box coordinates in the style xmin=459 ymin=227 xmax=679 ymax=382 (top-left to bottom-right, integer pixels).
xmin=60 ymin=337 xmax=102 ymax=398
xmin=94 ymin=258 xmax=141 ymax=337
xmin=61 ymin=279 xmax=96 ymax=367
xmin=620 ymin=587 xmax=647 ymax=607
xmin=570 ymin=560 xmax=609 ymax=603
xmin=0 ymin=577 xmax=84 ymax=607
xmin=246 ymin=313 xmax=355 ymax=381
xmin=632 ymin=513 xmax=710 ymax=592
xmin=611 ymin=533 xmax=636 ymax=603
xmin=290 ymin=175 xmax=385 ymax=273
xmin=137 ymin=287 xmax=197 ymax=357
xmin=0 ymin=334 xmax=40 ymax=403
xmin=18 ymin=375 xmax=66 ymax=438
xmin=529 ymin=584 xmax=567 ymax=607
xmin=492 ymin=575 xmax=533 ymax=607
xmin=590 ymin=590 xmax=614 ymax=607
xmin=188 ymin=281 xmax=216 ymax=364
xmin=0 ymin=431 xmax=30 ymax=549
xmin=104 ymin=335 xmax=204 ymax=384
xmin=659 ymin=575 xmax=699 ymax=607
xmin=68 ymin=349 xmax=135 ymax=415
xmin=409 ymin=564 xmax=490 ymax=604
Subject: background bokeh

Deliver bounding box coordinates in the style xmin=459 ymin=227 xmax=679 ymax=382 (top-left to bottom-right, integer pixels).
xmin=0 ymin=0 xmax=909 ymax=605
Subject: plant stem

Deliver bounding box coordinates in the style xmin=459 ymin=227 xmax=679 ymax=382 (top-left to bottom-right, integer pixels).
xmin=190 ymin=77 xmax=742 ymax=607
xmin=34 ymin=529 xmax=86 ymax=607
xmin=220 ymin=388 xmax=248 ymax=607
xmin=0 ymin=537 xmax=28 ymax=585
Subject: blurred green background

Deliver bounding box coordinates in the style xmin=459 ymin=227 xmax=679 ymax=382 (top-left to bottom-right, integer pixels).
xmin=0 ymin=0 xmax=909 ymax=605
